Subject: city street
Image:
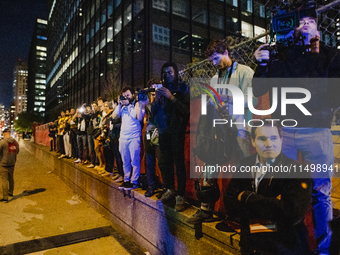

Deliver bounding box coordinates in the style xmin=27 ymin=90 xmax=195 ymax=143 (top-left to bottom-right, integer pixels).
xmin=0 ymin=140 xmax=144 ymax=255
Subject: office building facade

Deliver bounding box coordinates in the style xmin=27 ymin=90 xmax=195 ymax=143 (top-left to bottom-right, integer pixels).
xmin=27 ymin=18 xmax=48 ymax=117
xmin=13 ymin=60 xmax=28 ymax=118
xmin=45 ymin=0 xmax=270 ymax=118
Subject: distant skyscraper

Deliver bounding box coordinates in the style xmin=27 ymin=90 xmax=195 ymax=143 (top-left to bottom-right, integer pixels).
xmin=13 ymin=60 xmax=28 ymax=117
xmin=27 ymin=18 xmax=48 ymax=117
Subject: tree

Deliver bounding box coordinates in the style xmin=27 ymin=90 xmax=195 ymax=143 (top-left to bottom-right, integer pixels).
xmin=14 ymin=111 xmax=44 ymax=133
xmin=102 ymin=61 xmax=123 ymax=101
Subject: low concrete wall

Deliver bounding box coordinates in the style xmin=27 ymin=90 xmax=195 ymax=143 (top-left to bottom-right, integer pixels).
xmin=25 ymin=141 xmax=241 ymax=255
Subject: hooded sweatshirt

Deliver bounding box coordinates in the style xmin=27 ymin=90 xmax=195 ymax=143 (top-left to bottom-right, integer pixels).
xmin=0 ymin=138 xmax=19 ymax=167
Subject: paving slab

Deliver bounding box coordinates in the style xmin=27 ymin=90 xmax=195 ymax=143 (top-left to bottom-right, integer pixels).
xmin=26 ymin=236 xmax=131 ymax=255
xmin=0 ymin=140 xmax=110 ymax=247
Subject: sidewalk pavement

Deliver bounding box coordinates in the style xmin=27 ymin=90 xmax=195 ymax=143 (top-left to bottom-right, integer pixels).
xmin=0 ymin=140 xmax=133 ymax=254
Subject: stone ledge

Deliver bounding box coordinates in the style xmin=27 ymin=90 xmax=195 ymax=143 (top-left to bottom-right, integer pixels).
xmin=25 ymin=141 xmax=241 ymax=255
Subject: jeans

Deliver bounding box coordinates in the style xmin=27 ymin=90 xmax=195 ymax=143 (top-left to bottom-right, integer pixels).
xmin=158 ymin=132 xmax=186 ymax=196
xmin=143 ymin=133 xmax=160 ymax=189
xmin=87 ymin=134 xmax=97 ymax=165
xmin=282 ymin=127 xmax=333 ymax=254
xmin=77 ymin=134 xmax=88 ymax=160
xmin=119 ymin=137 xmax=141 ymax=185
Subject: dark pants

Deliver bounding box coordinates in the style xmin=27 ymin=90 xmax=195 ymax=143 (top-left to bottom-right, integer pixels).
xmin=87 ymin=134 xmax=98 ymax=165
xmin=70 ymin=130 xmax=78 ymax=158
xmin=57 ymin=135 xmax=65 ymax=154
xmin=112 ymin=138 xmax=123 ymax=176
xmin=0 ymin=166 xmax=14 ymax=200
xmin=77 ymin=134 xmax=88 ymax=160
xmin=50 ymin=137 xmax=56 ymax=151
xmin=103 ymin=138 xmax=123 ymax=175
xmin=158 ymin=132 xmax=186 ymax=196
xmin=144 ymin=133 xmax=160 ymax=189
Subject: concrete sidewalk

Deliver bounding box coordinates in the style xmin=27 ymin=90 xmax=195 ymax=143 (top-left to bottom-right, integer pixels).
xmin=0 ymin=140 xmax=143 ymax=254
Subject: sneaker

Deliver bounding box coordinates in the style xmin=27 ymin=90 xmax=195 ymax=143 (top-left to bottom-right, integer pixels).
xmin=87 ymin=164 xmax=95 ymax=168
xmin=124 ymin=183 xmax=138 ymax=191
xmin=0 ymin=198 xmax=8 ymax=202
xmin=175 ymin=196 xmax=186 ymax=212
xmin=74 ymin=158 xmax=81 ymax=163
xmin=186 ymin=209 xmax=213 ymax=224
xmin=119 ymin=181 xmax=130 ymax=190
xmin=8 ymin=193 xmax=13 ymax=197
xmin=160 ymin=190 xmax=175 ymax=203
xmin=112 ymin=174 xmax=120 ymax=180
xmin=58 ymin=154 xmax=66 ymax=159
xmin=114 ymin=176 xmax=124 ymax=183
xmin=83 ymin=160 xmax=89 ymax=164
xmin=101 ymin=172 xmax=112 ymax=177
xmin=145 ymin=187 xmax=155 ymax=197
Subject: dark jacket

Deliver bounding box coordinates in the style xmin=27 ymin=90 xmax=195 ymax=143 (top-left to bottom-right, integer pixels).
xmin=0 ymin=138 xmax=19 ymax=167
xmin=48 ymin=124 xmax=57 ymax=137
xmin=83 ymin=111 xmax=101 ymax=135
xmin=151 ymin=81 xmax=190 ymax=134
xmin=253 ymin=45 xmax=340 ymax=128
xmin=224 ymin=153 xmax=311 ymax=255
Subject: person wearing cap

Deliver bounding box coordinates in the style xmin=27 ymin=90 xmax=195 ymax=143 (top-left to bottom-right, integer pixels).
xmin=0 ymin=129 xmax=19 ymax=202
xmin=253 ymin=11 xmax=340 ymax=255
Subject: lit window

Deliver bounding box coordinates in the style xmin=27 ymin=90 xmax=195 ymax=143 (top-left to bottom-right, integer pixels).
xmin=37 ymin=19 xmax=47 ymax=25
xmin=36 ymin=46 xmax=47 ymax=51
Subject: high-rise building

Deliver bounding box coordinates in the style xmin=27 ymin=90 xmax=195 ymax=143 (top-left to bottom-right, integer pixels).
xmin=10 ymin=102 xmax=15 ymax=130
xmin=45 ymin=0 xmax=269 ymax=118
xmin=27 ymin=18 xmax=48 ymax=117
xmin=13 ymin=60 xmax=28 ymax=117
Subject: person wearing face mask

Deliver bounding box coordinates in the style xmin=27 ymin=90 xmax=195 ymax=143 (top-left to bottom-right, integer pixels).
xmin=151 ymin=62 xmax=190 ymax=212
xmin=111 ymin=87 xmax=148 ymax=190
xmin=253 ymin=12 xmax=340 ymax=255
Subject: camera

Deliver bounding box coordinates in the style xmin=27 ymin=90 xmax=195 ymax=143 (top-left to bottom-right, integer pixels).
xmin=79 ymin=107 xmax=85 ymax=113
xmin=119 ymin=95 xmax=127 ymax=101
xmin=137 ymin=88 xmax=157 ymax=102
xmin=262 ymin=0 xmax=316 ymax=61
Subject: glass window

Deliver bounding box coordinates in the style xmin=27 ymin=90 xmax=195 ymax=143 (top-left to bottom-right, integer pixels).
xmin=241 ymin=0 xmax=253 ymax=13
xmin=254 ymin=1 xmax=265 ymax=18
xmin=152 ymin=24 xmax=170 ymax=45
xmin=152 ymin=0 xmax=169 ymax=12
xmin=36 ymin=73 xmax=46 ymax=78
xmin=108 ymin=1 xmax=114 ymax=17
xmin=37 ymin=35 xmax=47 ymax=40
xmin=115 ymin=0 xmax=121 ymax=8
xmin=114 ymin=16 xmax=122 ymax=35
xmin=211 ymin=12 xmax=223 ymax=30
xmin=124 ymin=5 xmax=132 ymax=25
xmin=173 ymin=0 xmax=189 ymax=18
xmin=192 ymin=6 xmax=207 ymax=25
xmin=242 ymin=21 xmax=253 ymax=38
xmin=133 ymin=0 xmax=144 ymax=17
xmin=226 ymin=0 xmax=238 ymax=7
xmin=255 ymin=25 xmax=266 ymax=42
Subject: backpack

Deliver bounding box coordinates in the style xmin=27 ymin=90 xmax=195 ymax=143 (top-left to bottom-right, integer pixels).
xmin=193 ymin=103 xmax=236 ymax=165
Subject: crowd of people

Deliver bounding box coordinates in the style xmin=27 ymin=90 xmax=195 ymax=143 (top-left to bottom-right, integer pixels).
xmin=43 ymin=11 xmax=340 ymax=255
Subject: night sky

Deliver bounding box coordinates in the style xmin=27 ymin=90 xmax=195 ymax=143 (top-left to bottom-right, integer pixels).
xmin=0 ymin=0 xmax=48 ymax=108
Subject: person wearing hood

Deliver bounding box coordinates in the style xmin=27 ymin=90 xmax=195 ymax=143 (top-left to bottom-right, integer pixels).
xmin=151 ymin=62 xmax=190 ymax=212
xmin=0 ymin=129 xmax=19 ymax=202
